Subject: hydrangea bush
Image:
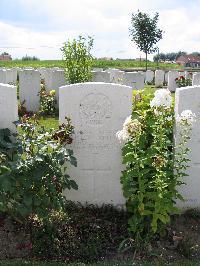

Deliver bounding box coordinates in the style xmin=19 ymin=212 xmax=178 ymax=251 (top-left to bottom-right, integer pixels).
xmin=117 ymin=89 xmax=195 ymax=241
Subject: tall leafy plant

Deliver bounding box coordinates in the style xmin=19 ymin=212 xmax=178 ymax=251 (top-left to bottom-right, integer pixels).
xmin=117 ymin=89 xmax=195 ymax=242
xmin=61 ymin=35 xmax=94 ymax=84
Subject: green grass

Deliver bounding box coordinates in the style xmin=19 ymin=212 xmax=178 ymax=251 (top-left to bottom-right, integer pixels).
xmin=38 ymin=116 xmax=59 ymax=130
xmin=0 ymin=59 xmax=181 ymax=70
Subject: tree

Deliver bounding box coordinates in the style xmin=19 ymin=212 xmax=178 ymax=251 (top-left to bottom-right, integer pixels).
xmin=22 ymin=55 xmax=40 ymax=61
xmin=129 ymin=11 xmax=163 ymax=70
xmin=61 ymin=35 xmax=94 ymax=84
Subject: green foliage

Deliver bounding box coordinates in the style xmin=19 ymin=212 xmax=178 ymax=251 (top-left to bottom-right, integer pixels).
xmin=120 ymin=90 xmax=191 ymax=241
xmin=0 ymin=115 xmax=77 ymax=222
xmin=61 ymin=35 xmax=94 ymax=84
xmin=39 ymin=81 xmax=57 ymax=116
xmin=153 ymin=51 xmax=187 ymax=62
xmin=129 ymin=11 xmax=163 ymax=69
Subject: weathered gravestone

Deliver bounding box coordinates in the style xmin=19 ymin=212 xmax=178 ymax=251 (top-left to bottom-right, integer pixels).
xmin=19 ymin=69 xmax=40 ymax=112
xmin=164 ymin=72 xmax=168 ymax=85
xmin=38 ymin=68 xmax=66 ymax=101
xmin=50 ymin=70 xmax=66 ymax=102
xmin=59 ymin=82 xmax=132 ymax=206
xmin=168 ymin=71 xmax=179 ymax=92
xmin=91 ymin=71 xmax=111 ymax=83
xmin=0 ymin=83 xmax=18 ymax=132
xmin=155 ymin=70 xmax=164 ymax=87
xmin=175 ymin=86 xmax=200 ymax=210
xmin=123 ymin=72 xmax=144 ymax=90
xmin=41 ymin=68 xmax=53 ymax=91
xmin=145 ymin=70 xmax=154 ymax=83
xmin=0 ymin=69 xmax=7 ymax=83
xmin=6 ymin=69 xmax=17 ymax=84
xmin=106 ymin=69 xmax=125 ymax=84
xmin=92 ymin=68 xmax=104 ymax=71
xmin=192 ymin=73 xmax=200 ymax=86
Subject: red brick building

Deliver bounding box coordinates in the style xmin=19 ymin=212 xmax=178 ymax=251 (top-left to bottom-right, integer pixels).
xmin=176 ymin=54 xmax=200 ymax=67
xmin=0 ymin=53 xmax=12 ymax=61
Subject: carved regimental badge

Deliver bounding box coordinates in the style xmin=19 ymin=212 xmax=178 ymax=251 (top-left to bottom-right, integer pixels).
xmin=79 ymin=93 xmax=112 ymax=126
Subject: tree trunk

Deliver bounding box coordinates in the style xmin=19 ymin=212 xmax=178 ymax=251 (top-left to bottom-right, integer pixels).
xmin=145 ymin=52 xmax=148 ymax=71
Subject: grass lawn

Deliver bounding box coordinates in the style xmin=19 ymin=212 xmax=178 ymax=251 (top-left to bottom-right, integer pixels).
xmin=38 ymin=116 xmax=59 ymax=129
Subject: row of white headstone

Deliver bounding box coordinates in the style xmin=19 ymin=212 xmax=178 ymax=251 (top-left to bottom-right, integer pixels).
xmin=19 ymin=68 xmax=66 ymax=112
xmin=1 ymin=67 xmax=200 ymax=112
xmin=0 ymin=81 xmax=200 ymax=210
xmin=15 ymin=68 xmax=200 ymax=113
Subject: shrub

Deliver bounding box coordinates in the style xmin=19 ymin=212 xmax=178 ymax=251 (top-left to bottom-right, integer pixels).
xmin=175 ymin=75 xmax=192 ymax=87
xmin=0 ymin=115 xmax=77 ymax=222
xmin=61 ymin=35 xmax=94 ymax=84
xmin=39 ymin=81 xmax=57 ymax=116
xmin=116 ymin=89 xmax=195 ymax=244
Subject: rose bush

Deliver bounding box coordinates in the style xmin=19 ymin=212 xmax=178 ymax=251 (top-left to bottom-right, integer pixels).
xmin=175 ymin=75 xmax=192 ymax=88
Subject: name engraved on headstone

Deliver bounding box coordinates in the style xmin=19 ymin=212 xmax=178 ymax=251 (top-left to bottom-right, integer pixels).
xmin=73 ymin=130 xmax=120 ymax=151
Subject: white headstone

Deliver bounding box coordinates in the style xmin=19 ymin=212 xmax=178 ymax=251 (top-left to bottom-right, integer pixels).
xmin=155 ymin=70 xmax=164 ymax=87
xmin=50 ymin=70 xmax=66 ymax=101
xmin=6 ymin=69 xmax=17 ymax=84
xmin=123 ymin=72 xmax=144 ymax=90
xmin=59 ymin=82 xmax=132 ymax=206
xmin=164 ymin=72 xmax=168 ymax=85
xmin=168 ymin=71 xmax=179 ymax=92
xmin=93 ymin=68 xmax=104 ymax=71
xmin=42 ymin=68 xmax=54 ymax=91
xmin=0 ymin=83 xmax=18 ymax=132
xmin=175 ymin=86 xmax=200 ymax=210
xmin=192 ymin=73 xmax=200 ymax=86
xmin=0 ymin=69 xmax=7 ymax=83
xmin=19 ymin=69 xmax=40 ymax=113
xmin=107 ymin=69 xmax=125 ymax=84
xmin=92 ymin=71 xmax=111 ymax=83
xmin=145 ymin=70 xmax=154 ymax=83
xmin=38 ymin=67 xmax=47 ymax=80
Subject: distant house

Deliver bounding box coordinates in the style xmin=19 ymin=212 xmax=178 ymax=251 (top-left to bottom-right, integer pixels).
xmin=135 ymin=57 xmax=146 ymax=61
xmin=176 ymin=54 xmax=200 ymax=67
xmin=0 ymin=53 xmax=12 ymax=61
xmin=99 ymin=57 xmax=113 ymax=60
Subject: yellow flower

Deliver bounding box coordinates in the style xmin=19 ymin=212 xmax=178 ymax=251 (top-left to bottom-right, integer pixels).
xmin=50 ymin=90 xmax=56 ymax=96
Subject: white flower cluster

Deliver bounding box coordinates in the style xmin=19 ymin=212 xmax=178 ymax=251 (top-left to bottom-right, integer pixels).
xmin=177 ymin=110 xmax=196 ymax=125
xmin=150 ymin=89 xmax=172 ymax=109
xmin=116 ymin=115 xmax=142 ymax=143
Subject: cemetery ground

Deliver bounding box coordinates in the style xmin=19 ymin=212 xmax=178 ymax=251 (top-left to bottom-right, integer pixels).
xmin=1 ymin=86 xmax=200 ymax=266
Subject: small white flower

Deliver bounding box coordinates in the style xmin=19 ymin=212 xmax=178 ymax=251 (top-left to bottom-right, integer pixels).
xmin=116 ymin=129 xmax=130 ymax=143
xmin=123 ymin=115 xmax=132 ymax=128
xmin=166 ymin=116 xmax=173 ymax=121
xmin=177 ymin=110 xmax=196 ymax=125
xmin=116 ymin=116 xmax=142 ymax=143
xmin=150 ymin=89 xmax=172 ymax=109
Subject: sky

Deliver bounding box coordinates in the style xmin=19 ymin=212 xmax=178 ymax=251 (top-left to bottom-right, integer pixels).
xmin=0 ymin=0 xmax=200 ymax=60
